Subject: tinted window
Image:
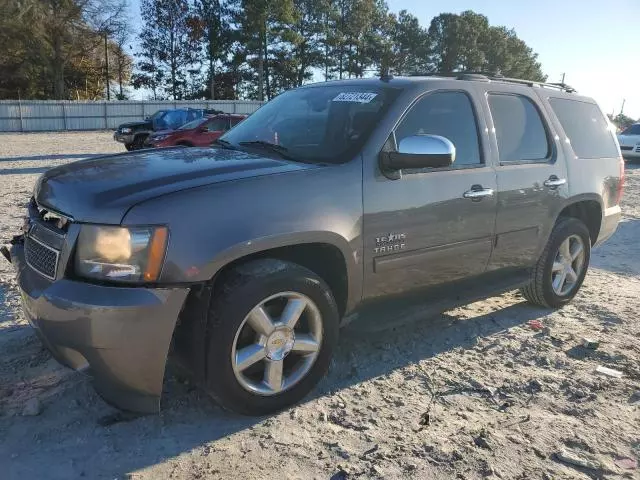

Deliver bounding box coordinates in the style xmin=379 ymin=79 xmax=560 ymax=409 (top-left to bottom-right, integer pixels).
xmin=395 ymin=91 xmax=481 ymax=166
xmin=549 ymin=98 xmax=619 ymax=159
xmin=186 ymin=110 xmax=200 ymax=122
xmin=178 ymin=118 xmax=206 ymax=130
xmin=621 ymin=124 xmax=640 ymax=135
xmin=221 ymin=85 xmax=402 ymax=164
xmin=488 ymin=94 xmax=549 ymax=162
xmin=230 ymin=117 xmax=244 ymax=127
xmin=160 ymin=110 xmax=187 ymax=129
xmin=206 ymin=118 xmax=228 ymax=131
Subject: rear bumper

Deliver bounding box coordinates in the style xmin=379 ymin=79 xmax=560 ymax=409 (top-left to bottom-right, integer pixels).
xmin=595 ymin=205 xmax=622 ymax=247
xmin=10 ymin=242 xmax=189 ymax=413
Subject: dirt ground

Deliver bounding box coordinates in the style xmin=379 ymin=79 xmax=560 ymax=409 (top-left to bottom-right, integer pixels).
xmin=0 ymin=132 xmax=638 ymax=480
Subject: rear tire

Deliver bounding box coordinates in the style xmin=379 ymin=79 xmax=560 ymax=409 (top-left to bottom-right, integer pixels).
xmin=203 ymin=259 xmax=339 ymax=416
xmin=521 ymin=217 xmax=591 ymax=308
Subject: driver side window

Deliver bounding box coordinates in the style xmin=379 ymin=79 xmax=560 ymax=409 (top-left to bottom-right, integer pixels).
xmin=395 ymin=91 xmax=482 ymax=167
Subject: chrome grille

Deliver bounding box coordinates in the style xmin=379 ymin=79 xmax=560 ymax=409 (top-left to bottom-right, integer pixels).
xmin=25 ymin=235 xmax=59 ymax=280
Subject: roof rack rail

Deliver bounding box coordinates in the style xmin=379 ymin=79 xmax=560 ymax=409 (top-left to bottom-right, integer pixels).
xmin=408 ymin=71 xmax=576 ymax=93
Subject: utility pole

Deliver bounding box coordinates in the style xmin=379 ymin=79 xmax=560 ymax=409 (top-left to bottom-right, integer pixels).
xmin=620 ymin=99 xmax=626 ymax=115
xmin=104 ymin=31 xmax=110 ymax=101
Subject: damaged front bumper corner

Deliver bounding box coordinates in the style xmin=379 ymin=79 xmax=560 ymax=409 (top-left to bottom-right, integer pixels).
xmin=9 ymin=241 xmax=189 ymax=413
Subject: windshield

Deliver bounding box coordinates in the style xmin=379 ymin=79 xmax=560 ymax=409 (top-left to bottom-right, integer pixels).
xmin=220 ymin=84 xmax=402 ymax=163
xmin=149 ymin=110 xmax=166 ymax=121
xmin=622 ymin=124 xmax=640 ymax=135
xmin=179 ymin=118 xmax=207 ymax=130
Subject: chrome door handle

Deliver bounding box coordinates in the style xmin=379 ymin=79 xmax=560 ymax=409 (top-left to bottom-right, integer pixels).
xmin=544 ymin=177 xmax=567 ymax=188
xmin=463 ymin=187 xmax=494 ymax=199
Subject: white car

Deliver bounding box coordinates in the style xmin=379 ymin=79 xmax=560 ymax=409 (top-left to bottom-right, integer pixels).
xmin=618 ymin=123 xmax=640 ymax=160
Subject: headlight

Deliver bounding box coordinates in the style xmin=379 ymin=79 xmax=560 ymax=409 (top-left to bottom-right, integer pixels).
xmin=121 ymin=127 xmax=133 ymax=134
xmin=75 ymin=225 xmax=168 ymax=283
xmin=152 ymin=134 xmax=168 ymax=141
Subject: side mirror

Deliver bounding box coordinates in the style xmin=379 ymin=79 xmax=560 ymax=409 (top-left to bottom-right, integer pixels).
xmin=381 ymin=135 xmax=456 ymax=173
xmin=198 ymin=125 xmax=208 ymax=132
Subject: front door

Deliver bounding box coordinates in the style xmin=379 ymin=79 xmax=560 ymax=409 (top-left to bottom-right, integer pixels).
xmin=362 ymin=89 xmax=498 ymax=299
xmin=476 ymin=86 xmax=569 ymax=270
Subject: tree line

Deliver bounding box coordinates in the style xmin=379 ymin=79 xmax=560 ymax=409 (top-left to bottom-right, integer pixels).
xmin=134 ymin=0 xmax=549 ymax=101
xmin=0 ymin=0 xmax=133 ymax=100
xmin=1 ymin=0 xmax=551 ymax=101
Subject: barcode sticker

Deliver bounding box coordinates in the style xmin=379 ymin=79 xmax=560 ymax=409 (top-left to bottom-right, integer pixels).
xmin=332 ymin=92 xmax=378 ymax=103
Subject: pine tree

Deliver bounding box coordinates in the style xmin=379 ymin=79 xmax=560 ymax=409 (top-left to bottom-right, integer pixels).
xmin=133 ymin=0 xmax=198 ymax=100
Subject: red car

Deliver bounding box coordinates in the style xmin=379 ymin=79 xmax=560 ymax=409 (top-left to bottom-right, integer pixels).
xmin=146 ymin=114 xmax=247 ymax=148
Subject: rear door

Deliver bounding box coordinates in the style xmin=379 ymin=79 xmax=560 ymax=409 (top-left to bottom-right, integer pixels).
xmin=477 ymin=85 xmax=569 ymax=270
xmin=362 ymin=88 xmax=498 ymax=298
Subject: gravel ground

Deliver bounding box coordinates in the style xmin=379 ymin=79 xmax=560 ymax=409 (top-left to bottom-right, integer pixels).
xmin=0 ymin=132 xmax=639 ymax=480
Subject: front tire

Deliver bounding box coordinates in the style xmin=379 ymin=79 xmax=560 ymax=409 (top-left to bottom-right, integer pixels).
xmin=204 ymin=259 xmax=339 ymax=415
xmin=132 ymin=135 xmax=147 ymax=150
xmin=521 ymin=217 xmax=591 ymax=308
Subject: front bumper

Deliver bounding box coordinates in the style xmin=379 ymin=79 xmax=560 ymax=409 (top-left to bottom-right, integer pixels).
xmin=620 ymin=146 xmax=640 ymax=159
xmin=10 ymin=241 xmax=189 ymax=413
xmin=595 ymin=205 xmax=622 ymax=247
xmin=114 ymin=132 xmax=135 ymax=144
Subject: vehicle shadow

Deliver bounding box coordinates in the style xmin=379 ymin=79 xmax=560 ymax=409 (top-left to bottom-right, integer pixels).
xmin=0 ymin=167 xmax=52 ymax=175
xmin=0 ymin=153 xmax=105 ymax=162
xmin=1 ymin=292 xmax=554 ymax=479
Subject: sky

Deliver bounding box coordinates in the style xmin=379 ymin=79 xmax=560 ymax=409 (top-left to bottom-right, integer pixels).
xmin=127 ymin=0 xmax=640 ymax=119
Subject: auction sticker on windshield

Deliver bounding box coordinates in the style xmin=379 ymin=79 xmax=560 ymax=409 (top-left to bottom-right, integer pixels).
xmin=333 ymin=92 xmax=378 ymax=103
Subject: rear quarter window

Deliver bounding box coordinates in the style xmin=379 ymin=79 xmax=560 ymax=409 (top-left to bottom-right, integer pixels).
xmin=548 ymin=98 xmax=619 ymax=159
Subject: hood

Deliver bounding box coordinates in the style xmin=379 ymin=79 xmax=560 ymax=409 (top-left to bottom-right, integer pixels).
xmin=35 ymin=147 xmax=319 ymax=224
xmin=118 ymin=120 xmax=152 ymax=131
xmin=618 ymin=134 xmax=640 ymax=146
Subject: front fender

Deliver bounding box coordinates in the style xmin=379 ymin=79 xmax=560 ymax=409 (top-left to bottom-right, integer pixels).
xmin=199 ymin=230 xmax=362 ymax=313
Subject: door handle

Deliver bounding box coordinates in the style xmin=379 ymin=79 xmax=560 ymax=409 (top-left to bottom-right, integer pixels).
xmin=463 ymin=186 xmax=494 ymax=200
xmin=544 ymin=176 xmax=567 ymax=188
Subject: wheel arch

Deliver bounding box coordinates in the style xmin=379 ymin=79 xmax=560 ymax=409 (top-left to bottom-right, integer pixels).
xmin=203 ymin=232 xmax=360 ymax=316
xmin=171 ymin=233 xmax=359 ymax=384
xmin=555 ymin=194 xmax=603 ymax=246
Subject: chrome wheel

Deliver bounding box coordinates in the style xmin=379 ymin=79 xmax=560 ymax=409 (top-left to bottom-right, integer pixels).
xmin=231 ymin=292 xmax=323 ymax=396
xmin=551 ymin=234 xmax=586 ymax=296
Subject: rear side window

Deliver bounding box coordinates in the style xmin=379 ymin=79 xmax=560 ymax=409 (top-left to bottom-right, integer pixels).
xmin=549 ymin=98 xmax=619 ymax=158
xmin=488 ymin=94 xmax=550 ymax=162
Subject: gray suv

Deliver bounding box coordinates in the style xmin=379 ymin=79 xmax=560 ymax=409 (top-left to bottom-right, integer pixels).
xmin=4 ymin=74 xmax=623 ymax=415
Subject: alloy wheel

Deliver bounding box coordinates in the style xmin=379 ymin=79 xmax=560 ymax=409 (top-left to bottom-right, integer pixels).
xmin=551 ymin=234 xmax=586 ymax=296
xmin=231 ymin=292 xmax=323 ymax=396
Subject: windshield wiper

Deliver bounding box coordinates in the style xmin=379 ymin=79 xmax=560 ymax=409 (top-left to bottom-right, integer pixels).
xmin=212 ymin=138 xmax=236 ymax=150
xmin=238 ymin=140 xmax=294 ymax=160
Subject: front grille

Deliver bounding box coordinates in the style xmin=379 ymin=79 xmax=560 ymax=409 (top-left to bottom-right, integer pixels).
xmin=635 ymin=145 xmax=640 ymax=153
xmin=620 ymin=145 xmax=632 ymax=151
xmin=25 ymin=236 xmax=59 ymax=280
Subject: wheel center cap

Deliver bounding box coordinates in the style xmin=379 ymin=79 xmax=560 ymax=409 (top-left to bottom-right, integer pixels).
xmin=265 ymin=328 xmax=295 ymax=361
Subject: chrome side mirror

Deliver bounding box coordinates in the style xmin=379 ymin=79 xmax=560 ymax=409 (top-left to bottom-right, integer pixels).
xmin=384 ymin=134 xmax=456 ymax=171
